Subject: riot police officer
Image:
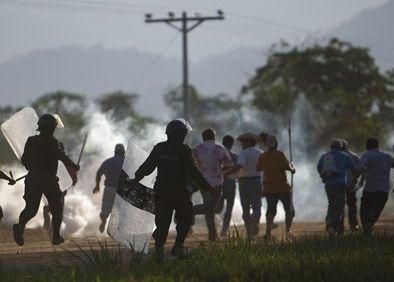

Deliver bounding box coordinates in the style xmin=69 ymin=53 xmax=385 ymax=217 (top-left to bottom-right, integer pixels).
xmin=131 ymin=119 xmax=215 ymax=262
xmin=13 ymin=114 xmax=79 ymax=246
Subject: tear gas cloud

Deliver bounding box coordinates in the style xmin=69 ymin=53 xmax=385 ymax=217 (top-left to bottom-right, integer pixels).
xmin=1 ymin=100 xmax=392 ymax=238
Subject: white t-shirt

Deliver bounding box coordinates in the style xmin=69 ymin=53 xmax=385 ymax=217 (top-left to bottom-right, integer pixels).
xmin=237 ymin=146 xmax=263 ymax=178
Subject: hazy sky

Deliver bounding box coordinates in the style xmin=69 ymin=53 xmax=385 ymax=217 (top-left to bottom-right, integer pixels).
xmin=0 ymin=0 xmax=388 ymax=63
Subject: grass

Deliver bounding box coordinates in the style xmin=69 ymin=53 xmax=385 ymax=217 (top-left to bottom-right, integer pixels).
xmin=1 ymin=233 xmax=394 ymax=281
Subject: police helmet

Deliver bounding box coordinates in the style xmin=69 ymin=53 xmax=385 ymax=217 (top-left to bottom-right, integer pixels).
xmin=37 ymin=114 xmax=58 ymax=132
xmin=165 ymin=118 xmax=192 ymax=139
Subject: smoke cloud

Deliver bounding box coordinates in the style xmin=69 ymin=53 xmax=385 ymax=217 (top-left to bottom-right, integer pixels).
xmin=1 ymin=99 xmax=392 ymax=239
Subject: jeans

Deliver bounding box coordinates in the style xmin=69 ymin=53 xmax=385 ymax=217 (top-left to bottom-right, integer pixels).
xmin=360 ymin=191 xmax=388 ymax=234
xmin=325 ymin=185 xmax=346 ymax=233
xmin=215 ymin=181 xmax=236 ymax=235
xmin=239 ymin=177 xmax=262 ymax=237
xmin=194 ymin=186 xmax=222 ymax=240
xmin=265 ymin=192 xmax=295 ymax=218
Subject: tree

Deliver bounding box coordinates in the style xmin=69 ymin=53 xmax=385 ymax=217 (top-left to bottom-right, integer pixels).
xmin=97 ymin=91 xmax=153 ymax=132
xmin=164 ymin=85 xmax=242 ymax=135
xmin=242 ymin=38 xmax=394 ymax=151
xmin=31 ymin=91 xmax=87 ymax=147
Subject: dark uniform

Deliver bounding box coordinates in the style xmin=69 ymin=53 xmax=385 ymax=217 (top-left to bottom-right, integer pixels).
xmin=13 ymin=114 xmax=79 ymax=246
xmin=133 ymin=119 xmax=213 ymax=261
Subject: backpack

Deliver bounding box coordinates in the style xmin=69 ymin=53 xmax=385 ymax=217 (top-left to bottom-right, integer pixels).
xmin=320 ymin=152 xmax=339 ymax=182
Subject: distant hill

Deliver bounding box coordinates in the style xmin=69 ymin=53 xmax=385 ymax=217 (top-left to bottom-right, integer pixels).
xmin=0 ymin=46 xmax=264 ymax=117
xmin=1 ymin=0 xmax=393 ymax=117
xmin=330 ymin=0 xmax=394 ymax=71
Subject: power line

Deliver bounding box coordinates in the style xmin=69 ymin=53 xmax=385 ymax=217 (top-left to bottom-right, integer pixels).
xmin=130 ymin=32 xmax=179 ymax=92
xmin=145 ymin=11 xmax=225 ymax=120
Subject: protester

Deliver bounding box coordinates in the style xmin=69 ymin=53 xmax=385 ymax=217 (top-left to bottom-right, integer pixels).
xmin=193 ymin=128 xmax=232 ymax=241
xmin=259 ymin=132 xmax=268 ymax=149
xmin=340 ymin=139 xmax=361 ymax=232
xmin=129 ymin=119 xmax=215 ymax=262
xmin=256 ymin=135 xmax=295 ymax=239
xmin=215 ymin=135 xmax=238 ymax=236
xmin=225 ymin=133 xmax=263 ymax=238
xmin=13 ymin=114 xmax=79 ymax=246
xmin=93 ymin=144 xmax=125 ymax=233
xmin=357 ymin=138 xmax=394 ymax=235
xmin=317 ymin=139 xmax=356 ymax=237
xmin=0 ymin=169 xmax=16 ymax=222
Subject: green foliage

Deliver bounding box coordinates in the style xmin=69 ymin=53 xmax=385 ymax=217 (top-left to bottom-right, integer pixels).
xmin=164 ymin=85 xmax=242 ymax=134
xmin=31 ymin=91 xmax=87 ymax=148
xmin=242 ymin=38 xmax=394 ymax=151
xmin=97 ymin=91 xmax=154 ymax=133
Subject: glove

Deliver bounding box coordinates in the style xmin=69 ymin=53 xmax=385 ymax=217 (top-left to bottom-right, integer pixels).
xmin=8 ymin=178 xmax=16 ymax=186
xmin=124 ymin=178 xmax=138 ymax=191
xmin=93 ymin=185 xmax=100 ymax=194
xmin=66 ymin=165 xmax=78 ymax=186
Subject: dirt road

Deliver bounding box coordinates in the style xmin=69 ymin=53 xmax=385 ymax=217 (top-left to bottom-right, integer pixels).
xmin=1 ymin=218 xmax=393 ymax=269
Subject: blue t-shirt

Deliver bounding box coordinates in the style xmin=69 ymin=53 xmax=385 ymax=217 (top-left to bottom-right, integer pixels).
xmin=97 ymin=155 xmax=125 ymax=187
xmin=358 ymin=149 xmax=394 ymax=192
xmin=317 ymin=149 xmax=356 ymax=188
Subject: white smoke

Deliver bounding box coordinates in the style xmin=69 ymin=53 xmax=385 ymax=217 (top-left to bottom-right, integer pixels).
xmin=2 ymin=97 xmax=387 ymax=240
xmin=0 ymin=165 xmax=44 ymax=228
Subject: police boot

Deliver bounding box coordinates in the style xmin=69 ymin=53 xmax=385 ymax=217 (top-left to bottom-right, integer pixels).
xmin=154 ymin=243 xmax=164 ymax=263
xmin=52 ymin=236 xmax=65 ymax=245
xmin=13 ymin=223 xmax=24 ymax=246
xmin=171 ymin=244 xmax=187 ymax=260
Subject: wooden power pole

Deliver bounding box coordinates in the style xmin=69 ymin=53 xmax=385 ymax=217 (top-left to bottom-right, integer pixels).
xmin=145 ymin=11 xmax=225 ymax=121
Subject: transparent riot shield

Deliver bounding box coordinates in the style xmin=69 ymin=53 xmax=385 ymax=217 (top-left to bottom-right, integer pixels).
xmin=0 ymin=107 xmax=72 ymax=191
xmin=107 ymin=139 xmax=156 ymax=254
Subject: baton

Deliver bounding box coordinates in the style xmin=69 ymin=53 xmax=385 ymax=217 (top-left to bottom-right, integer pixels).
xmin=77 ymin=134 xmax=88 ymax=166
xmin=9 ymin=170 xmax=26 ymax=182
xmin=288 ymin=117 xmax=294 ymax=189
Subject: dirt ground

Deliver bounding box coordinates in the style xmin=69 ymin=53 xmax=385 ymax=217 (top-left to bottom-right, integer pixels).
xmin=1 ymin=216 xmax=394 ymax=269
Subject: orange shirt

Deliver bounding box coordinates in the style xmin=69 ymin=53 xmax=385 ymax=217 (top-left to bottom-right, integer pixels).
xmin=256 ymin=150 xmax=291 ymax=194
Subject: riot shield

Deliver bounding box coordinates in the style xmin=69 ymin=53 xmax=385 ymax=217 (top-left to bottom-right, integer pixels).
xmin=0 ymin=107 xmax=72 ymax=191
xmin=107 ymin=140 xmax=156 ymax=254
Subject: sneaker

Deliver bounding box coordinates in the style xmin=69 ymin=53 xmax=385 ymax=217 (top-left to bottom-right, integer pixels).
xmin=52 ymin=236 xmax=65 ymax=245
xmin=13 ymin=224 xmax=24 ymax=246
xmin=171 ymin=245 xmax=186 ymax=260
xmin=350 ymin=225 xmax=361 ymax=233
xmin=285 ymin=231 xmax=295 ymax=242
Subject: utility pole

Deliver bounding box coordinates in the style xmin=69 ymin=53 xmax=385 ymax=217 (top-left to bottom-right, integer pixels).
xmin=145 ymin=11 xmax=225 ymax=121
